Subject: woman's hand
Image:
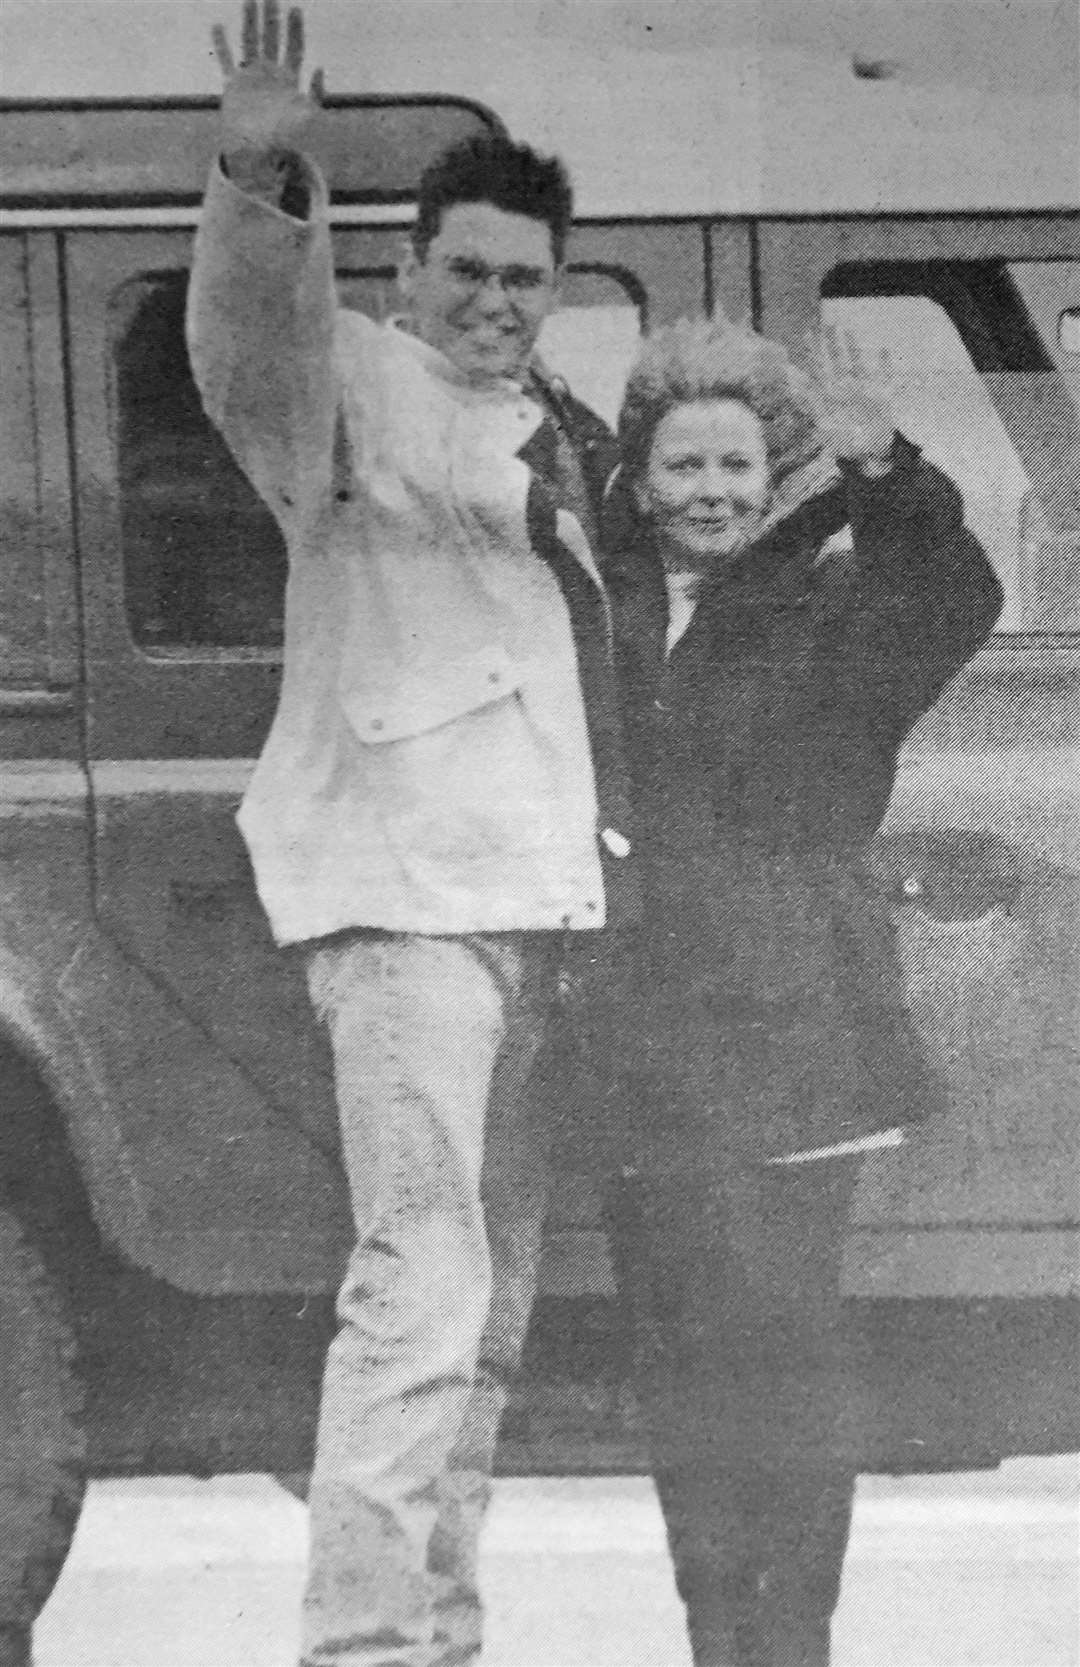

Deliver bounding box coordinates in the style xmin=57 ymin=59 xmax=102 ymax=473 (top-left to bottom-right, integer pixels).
xmin=808 ymin=324 xmax=898 ymax=476
xmin=213 ymin=0 xmax=325 ymax=188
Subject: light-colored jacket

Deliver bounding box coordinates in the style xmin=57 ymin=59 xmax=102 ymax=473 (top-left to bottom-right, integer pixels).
xmin=187 ymin=161 xmax=612 ymax=945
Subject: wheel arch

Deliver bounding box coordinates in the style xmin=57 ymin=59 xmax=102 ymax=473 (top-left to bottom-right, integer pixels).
xmin=0 ymin=1010 xmax=117 ymax=1290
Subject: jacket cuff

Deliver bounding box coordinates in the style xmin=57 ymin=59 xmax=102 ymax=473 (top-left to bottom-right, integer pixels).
xmin=214 ymin=149 xmax=326 ymax=226
xmin=842 ymin=433 xmax=943 ymax=518
xmin=840 ymin=431 xmax=916 ymax=485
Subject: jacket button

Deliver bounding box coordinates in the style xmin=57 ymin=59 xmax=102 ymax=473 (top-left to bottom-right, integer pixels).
xmin=370 ymin=719 xmax=385 ymax=733
xmin=488 ymin=671 xmax=501 ymax=685
xmin=600 ymin=828 xmax=631 ymax=859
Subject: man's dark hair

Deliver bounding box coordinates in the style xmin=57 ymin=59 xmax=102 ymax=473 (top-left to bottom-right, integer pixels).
xmin=412 ymin=133 xmax=573 ymax=266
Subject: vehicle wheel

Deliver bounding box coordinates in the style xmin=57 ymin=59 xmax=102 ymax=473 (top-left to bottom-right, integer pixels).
xmin=0 ymin=1207 xmax=87 ymax=1666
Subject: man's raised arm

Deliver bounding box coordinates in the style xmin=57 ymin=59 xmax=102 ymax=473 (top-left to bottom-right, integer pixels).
xmin=186 ymin=0 xmax=337 ymax=528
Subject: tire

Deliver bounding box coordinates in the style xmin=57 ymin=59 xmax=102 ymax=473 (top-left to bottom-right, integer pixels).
xmin=0 ymin=1208 xmax=86 ymax=1666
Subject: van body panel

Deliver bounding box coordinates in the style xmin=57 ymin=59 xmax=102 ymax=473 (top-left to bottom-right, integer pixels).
xmin=0 ymin=92 xmax=1077 ymax=1463
xmin=55 ymin=931 xmax=350 ymax=1293
xmin=12 ymin=175 xmax=1080 ymax=1310
xmin=0 ymin=759 xmax=350 ymax=1293
xmin=756 ymin=216 xmax=1080 ymax=1298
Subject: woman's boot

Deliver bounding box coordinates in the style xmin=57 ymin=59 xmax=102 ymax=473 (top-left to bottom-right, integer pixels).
xmin=655 ymin=1464 xmax=857 ymax=1667
xmin=747 ymin=1464 xmax=856 ymax=1667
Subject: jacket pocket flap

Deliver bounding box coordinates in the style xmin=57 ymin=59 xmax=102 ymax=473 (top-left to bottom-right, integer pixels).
xmin=341 ymin=645 xmax=523 ymax=744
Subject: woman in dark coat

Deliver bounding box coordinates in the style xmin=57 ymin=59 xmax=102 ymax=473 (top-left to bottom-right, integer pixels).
xmin=601 ymin=321 xmax=1003 ymax=1666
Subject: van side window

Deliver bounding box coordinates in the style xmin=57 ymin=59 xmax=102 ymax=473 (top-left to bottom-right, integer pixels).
xmin=823 ymin=262 xmax=1080 ymax=634
xmin=109 ymin=264 xmax=643 ymax=655
xmin=110 ymin=271 xmax=288 ymax=654
xmin=539 ymin=265 xmax=645 ymax=427
xmin=1 ymin=238 xmax=53 ymax=682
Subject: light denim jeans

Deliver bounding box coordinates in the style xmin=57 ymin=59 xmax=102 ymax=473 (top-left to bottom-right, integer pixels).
xmin=300 ymin=931 xmax=562 ymax=1667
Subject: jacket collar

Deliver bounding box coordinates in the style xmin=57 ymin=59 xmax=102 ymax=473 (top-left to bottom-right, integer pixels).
xmin=517 ymin=378 xmax=606 ymax=583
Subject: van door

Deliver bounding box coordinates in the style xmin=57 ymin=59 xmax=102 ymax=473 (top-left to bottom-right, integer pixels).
xmin=63 ymin=225 xmax=343 ymax=1162
xmin=0 ymin=228 xmax=86 ymax=1006
xmin=754 ymin=216 xmax=1080 ymax=1305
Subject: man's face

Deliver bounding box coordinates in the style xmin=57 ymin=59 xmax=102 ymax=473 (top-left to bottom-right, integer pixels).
xmin=400 ymin=201 xmax=560 ymax=385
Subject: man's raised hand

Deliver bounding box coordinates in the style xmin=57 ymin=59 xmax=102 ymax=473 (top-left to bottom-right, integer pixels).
xmin=213 ymin=0 xmax=325 ymax=182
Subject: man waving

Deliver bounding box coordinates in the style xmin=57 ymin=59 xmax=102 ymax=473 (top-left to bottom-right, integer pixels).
xmin=186 ymin=4 xmax=635 ymax=1663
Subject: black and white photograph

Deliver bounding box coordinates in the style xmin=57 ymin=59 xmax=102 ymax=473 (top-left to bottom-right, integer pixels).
xmin=0 ymin=2 xmax=1078 ymax=1664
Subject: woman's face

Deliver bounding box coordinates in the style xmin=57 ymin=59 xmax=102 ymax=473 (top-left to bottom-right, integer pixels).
xmin=635 ymin=397 xmax=771 ymax=574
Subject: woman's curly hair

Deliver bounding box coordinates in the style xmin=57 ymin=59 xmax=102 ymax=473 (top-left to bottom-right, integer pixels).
xmin=617 ymin=318 xmax=826 ymax=487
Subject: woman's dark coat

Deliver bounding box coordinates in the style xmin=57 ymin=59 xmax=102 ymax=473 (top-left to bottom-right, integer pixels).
xmin=603 ymin=438 xmax=1004 ymax=1168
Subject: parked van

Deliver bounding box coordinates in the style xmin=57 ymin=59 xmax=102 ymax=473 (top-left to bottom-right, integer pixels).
xmin=1 ymin=1 xmax=1078 ymax=1648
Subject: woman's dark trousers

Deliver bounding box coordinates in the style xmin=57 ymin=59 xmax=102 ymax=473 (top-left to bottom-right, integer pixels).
xmin=616 ymin=1155 xmax=862 ymax=1667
